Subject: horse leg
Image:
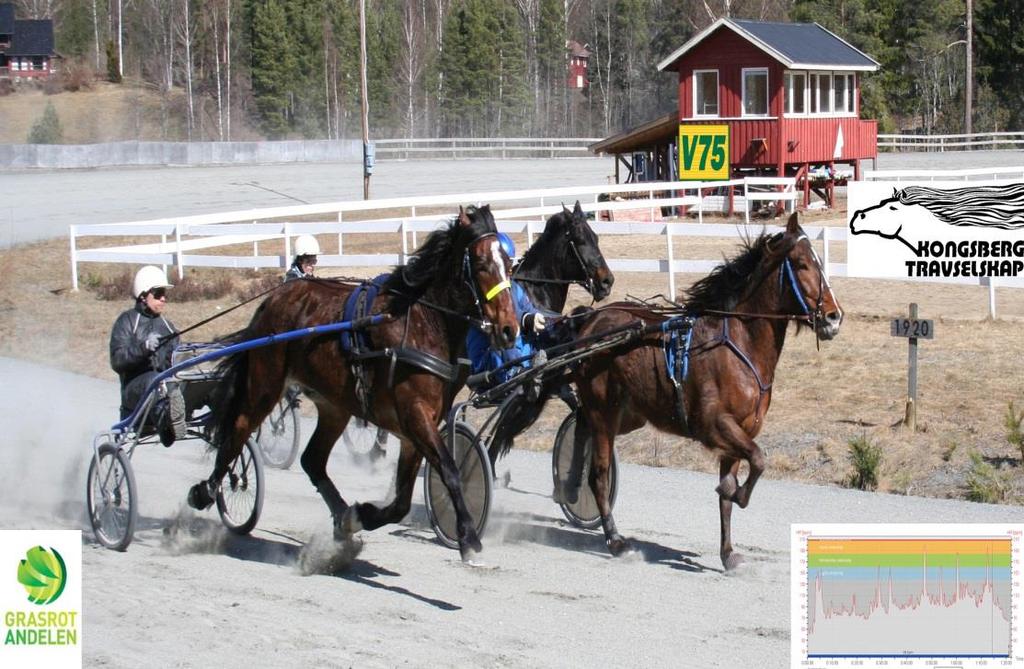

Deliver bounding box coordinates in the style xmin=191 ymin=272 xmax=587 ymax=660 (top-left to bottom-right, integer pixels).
xmin=348 ymin=438 xmax=423 ymax=531
xmin=717 ymin=457 xmax=744 ymax=571
xmin=580 ymin=406 xmax=632 ymax=556
xmin=299 ymin=404 xmax=351 ymax=540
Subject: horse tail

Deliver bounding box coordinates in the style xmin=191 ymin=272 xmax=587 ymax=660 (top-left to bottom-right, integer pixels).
xmin=489 ymin=389 xmax=552 ymax=461
xmin=206 ymin=335 xmax=251 ymax=452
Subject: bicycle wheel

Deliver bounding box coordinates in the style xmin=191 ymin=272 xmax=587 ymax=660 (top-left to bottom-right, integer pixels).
xmin=423 ymin=423 xmax=494 ymax=550
xmin=256 ymin=398 xmax=300 ymax=470
xmin=216 ymin=438 xmax=265 ymax=535
xmin=551 ymin=412 xmax=618 ymax=530
xmin=86 ymin=442 xmax=138 ymax=551
xmin=342 ymin=419 xmax=389 ymax=462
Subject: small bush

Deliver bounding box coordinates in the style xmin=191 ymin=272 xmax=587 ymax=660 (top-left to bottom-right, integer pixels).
xmin=1006 ymin=402 xmax=1024 ymax=462
xmin=61 ymin=59 xmax=95 ymax=92
xmin=966 ymin=451 xmax=1009 ymax=504
xmin=105 ymin=40 xmax=121 ymax=83
xmin=847 ymin=435 xmax=882 ymax=491
xmin=92 ymin=271 xmax=133 ymax=301
xmin=0 ymin=78 xmax=13 ymax=96
xmin=940 ymin=440 xmax=958 ymax=462
xmin=27 ymin=102 xmax=63 ymax=144
xmin=235 ymin=272 xmax=283 ymax=302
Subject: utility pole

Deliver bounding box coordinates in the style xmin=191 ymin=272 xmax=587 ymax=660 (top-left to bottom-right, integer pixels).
xmin=359 ymin=0 xmax=371 ymax=200
xmin=965 ymin=0 xmax=973 ymax=134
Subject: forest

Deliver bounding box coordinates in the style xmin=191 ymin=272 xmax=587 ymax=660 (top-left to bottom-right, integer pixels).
xmin=9 ymin=0 xmax=1023 ymax=142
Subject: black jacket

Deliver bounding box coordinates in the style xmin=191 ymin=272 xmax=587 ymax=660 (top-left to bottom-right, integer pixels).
xmin=109 ymin=302 xmax=179 ymax=389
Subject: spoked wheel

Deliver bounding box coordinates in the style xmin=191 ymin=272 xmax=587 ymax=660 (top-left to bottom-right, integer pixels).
xmin=423 ymin=423 xmax=494 ymax=550
xmin=86 ymin=442 xmax=138 ymax=551
xmin=216 ymin=438 xmax=265 ymax=535
xmin=342 ymin=419 xmax=389 ymax=463
xmin=256 ymin=397 xmax=300 ymax=470
xmin=551 ymin=412 xmax=618 ymax=530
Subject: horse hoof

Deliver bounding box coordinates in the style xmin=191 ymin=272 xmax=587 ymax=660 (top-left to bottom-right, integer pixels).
xmin=334 ymin=506 xmax=363 ymax=542
xmin=723 ymin=552 xmax=746 ymax=571
xmin=607 ymin=537 xmax=633 ymax=557
xmin=187 ymin=481 xmax=215 ymax=510
xmin=460 ymin=544 xmax=484 ymax=566
xmin=715 ymin=474 xmax=738 ymax=500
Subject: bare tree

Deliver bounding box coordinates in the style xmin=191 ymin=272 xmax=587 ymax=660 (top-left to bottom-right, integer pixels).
xmin=16 ymin=0 xmax=61 ymax=19
xmin=175 ymin=0 xmax=195 ymax=140
xmin=399 ymin=2 xmax=425 ymax=138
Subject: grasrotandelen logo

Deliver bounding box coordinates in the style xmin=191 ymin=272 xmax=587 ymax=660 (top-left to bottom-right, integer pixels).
xmin=848 ymin=181 xmax=1024 ymax=280
xmin=17 ymin=546 xmax=67 ymax=605
xmin=2 ymin=530 xmax=81 ymax=667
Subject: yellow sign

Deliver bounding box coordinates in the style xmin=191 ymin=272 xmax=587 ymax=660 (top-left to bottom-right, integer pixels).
xmin=678 ymin=124 xmax=729 ymax=180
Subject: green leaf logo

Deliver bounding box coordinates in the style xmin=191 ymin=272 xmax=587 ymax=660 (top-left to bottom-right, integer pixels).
xmin=17 ymin=546 xmax=67 ymax=605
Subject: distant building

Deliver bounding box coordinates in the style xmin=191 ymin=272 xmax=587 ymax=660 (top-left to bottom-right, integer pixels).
xmin=567 ymin=40 xmax=590 ymax=89
xmin=0 ymin=2 xmax=57 ymax=80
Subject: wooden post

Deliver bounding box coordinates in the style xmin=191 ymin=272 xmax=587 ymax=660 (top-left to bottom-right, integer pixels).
xmin=904 ymin=302 xmax=919 ymax=431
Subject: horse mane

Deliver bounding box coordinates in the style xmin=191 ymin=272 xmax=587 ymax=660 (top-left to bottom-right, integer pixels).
xmin=684 ymin=232 xmax=780 ymax=313
xmin=898 ymin=183 xmax=1024 ymax=230
xmin=382 ymin=205 xmax=496 ymax=313
xmin=517 ymin=209 xmax=571 ymax=270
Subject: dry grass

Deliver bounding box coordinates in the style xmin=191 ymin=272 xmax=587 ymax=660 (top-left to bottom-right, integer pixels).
xmin=2 ymin=218 xmax=1023 ymax=506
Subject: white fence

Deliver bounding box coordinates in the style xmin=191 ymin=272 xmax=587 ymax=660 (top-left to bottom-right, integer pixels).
xmin=70 ymin=177 xmax=799 ymax=298
xmin=878 ymin=131 xmax=1024 ymax=152
xmin=865 ymin=166 xmax=1024 ymax=182
xmin=374 ymin=137 xmax=601 ymax=160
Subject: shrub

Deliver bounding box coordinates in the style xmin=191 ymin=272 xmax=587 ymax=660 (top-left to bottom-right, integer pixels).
xmin=27 ymin=102 xmax=63 ymax=144
xmin=61 ymin=59 xmax=95 ymax=92
xmin=847 ymin=435 xmax=882 ymax=491
xmin=92 ymin=271 xmax=133 ymax=301
xmin=105 ymin=40 xmax=121 ymax=83
xmin=966 ymin=451 xmax=1009 ymax=504
xmin=235 ymin=272 xmax=282 ymax=302
xmin=1006 ymin=402 xmax=1024 ymax=462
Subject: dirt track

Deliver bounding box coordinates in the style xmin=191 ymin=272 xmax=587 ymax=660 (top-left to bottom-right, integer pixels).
xmin=1 ymin=357 xmax=1022 ymax=668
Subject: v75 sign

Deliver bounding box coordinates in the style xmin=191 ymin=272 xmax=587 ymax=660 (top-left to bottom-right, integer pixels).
xmin=678 ymin=124 xmax=729 ymax=180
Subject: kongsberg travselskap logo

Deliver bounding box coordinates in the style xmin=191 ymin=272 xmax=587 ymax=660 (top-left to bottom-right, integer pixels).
xmin=16 ymin=546 xmax=67 ymax=606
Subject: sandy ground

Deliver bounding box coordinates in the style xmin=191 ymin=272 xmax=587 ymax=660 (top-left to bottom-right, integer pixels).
xmin=2 ymin=356 xmax=1022 ymax=669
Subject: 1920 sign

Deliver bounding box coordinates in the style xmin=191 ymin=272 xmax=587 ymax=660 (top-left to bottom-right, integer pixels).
xmin=890 ymin=318 xmax=934 ymax=340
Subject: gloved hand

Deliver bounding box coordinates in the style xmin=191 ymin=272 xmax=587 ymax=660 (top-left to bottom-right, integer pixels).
xmin=523 ymin=313 xmax=546 ymax=333
xmin=144 ymin=332 xmax=162 ymax=352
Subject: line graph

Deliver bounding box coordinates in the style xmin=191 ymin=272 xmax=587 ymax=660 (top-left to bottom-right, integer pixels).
xmin=792 ymin=524 xmax=1024 ymax=668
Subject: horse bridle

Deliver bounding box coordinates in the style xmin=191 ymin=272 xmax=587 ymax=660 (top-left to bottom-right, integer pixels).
xmin=461 ymin=231 xmax=512 ymax=334
xmin=778 ymin=234 xmax=829 ymax=348
xmin=512 ymin=228 xmax=598 ymax=300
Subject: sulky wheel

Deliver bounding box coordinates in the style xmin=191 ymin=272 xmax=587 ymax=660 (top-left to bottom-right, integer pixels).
xmin=551 ymin=412 xmax=618 ymax=530
xmin=423 ymin=422 xmax=494 ymax=550
xmin=216 ymin=438 xmax=265 ymax=535
xmin=256 ymin=396 xmax=301 ymax=470
xmin=86 ymin=442 xmax=138 ymax=551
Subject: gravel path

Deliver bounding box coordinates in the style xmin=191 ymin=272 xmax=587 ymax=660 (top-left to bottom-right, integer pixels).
xmin=1 ymin=356 xmax=1020 ymax=668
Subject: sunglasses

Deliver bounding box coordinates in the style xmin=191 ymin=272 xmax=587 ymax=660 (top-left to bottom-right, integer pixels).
xmin=149 ymin=288 xmax=168 ymax=300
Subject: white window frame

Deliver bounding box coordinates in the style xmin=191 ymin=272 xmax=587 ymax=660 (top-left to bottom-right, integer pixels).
xmin=741 ymin=67 xmax=769 ymax=117
xmin=845 ymin=73 xmax=856 ymax=113
xmin=814 ymin=71 xmax=832 ymax=114
xmin=784 ymin=71 xmax=807 ymax=116
xmin=692 ymin=69 xmax=719 ymax=117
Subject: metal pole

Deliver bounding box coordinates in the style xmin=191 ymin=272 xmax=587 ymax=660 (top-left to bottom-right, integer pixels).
xmin=904 ymin=302 xmax=918 ymax=431
xmin=966 ymin=0 xmax=973 ymax=134
xmin=359 ymin=0 xmax=370 ymax=200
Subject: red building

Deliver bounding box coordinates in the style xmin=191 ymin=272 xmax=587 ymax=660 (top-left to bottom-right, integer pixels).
xmin=568 ymin=40 xmax=590 ymax=89
xmin=591 ymin=18 xmax=879 ymax=208
xmin=0 ymin=2 xmax=57 ymax=80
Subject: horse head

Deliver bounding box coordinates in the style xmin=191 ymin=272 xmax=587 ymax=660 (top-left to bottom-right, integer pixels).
xmin=772 ymin=213 xmax=843 ymax=340
xmin=555 ymin=200 xmax=615 ymax=300
xmin=459 ymin=205 xmax=520 ymax=349
xmin=849 ymin=187 xmax=910 ymax=239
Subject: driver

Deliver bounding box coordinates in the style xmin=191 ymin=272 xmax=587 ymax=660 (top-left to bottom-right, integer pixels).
xmin=109 ymin=266 xmax=185 ymax=446
xmin=285 ymin=234 xmax=320 ymax=281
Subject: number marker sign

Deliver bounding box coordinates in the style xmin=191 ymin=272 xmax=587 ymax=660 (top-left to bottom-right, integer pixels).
xmin=678 ymin=124 xmax=729 ymax=180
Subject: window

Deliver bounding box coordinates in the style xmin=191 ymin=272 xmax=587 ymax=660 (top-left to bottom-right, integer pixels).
xmin=742 ymin=68 xmax=768 ymax=116
xmin=33 ymin=56 xmax=44 ymax=70
xmin=693 ymin=70 xmax=718 ymax=116
xmin=833 ymin=74 xmax=846 ymax=113
xmin=785 ymin=71 xmax=806 ymax=115
xmin=817 ymin=72 xmax=832 ymax=113
xmin=846 ymin=74 xmax=856 ymax=112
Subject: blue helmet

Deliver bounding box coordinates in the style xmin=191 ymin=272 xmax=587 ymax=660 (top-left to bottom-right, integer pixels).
xmin=496 ymin=232 xmax=515 ymax=259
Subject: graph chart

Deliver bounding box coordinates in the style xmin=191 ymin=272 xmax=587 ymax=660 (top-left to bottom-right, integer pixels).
xmin=791 ymin=524 xmax=1023 ymax=667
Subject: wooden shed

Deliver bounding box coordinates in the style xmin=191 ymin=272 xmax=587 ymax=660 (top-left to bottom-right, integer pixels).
xmin=591 ymin=17 xmax=880 ymax=209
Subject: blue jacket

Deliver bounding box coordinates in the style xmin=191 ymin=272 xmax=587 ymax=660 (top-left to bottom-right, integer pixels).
xmin=466 ymin=281 xmax=537 ymax=384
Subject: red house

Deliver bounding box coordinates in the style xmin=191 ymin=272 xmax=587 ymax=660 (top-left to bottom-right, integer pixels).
xmin=0 ymin=2 xmax=57 ymax=80
xmin=568 ymin=40 xmax=590 ymax=89
xmin=592 ymin=18 xmax=880 ymax=208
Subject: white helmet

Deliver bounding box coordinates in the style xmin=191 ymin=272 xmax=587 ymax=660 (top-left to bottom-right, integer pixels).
xmin=132 ymin=265 xmax=172 ymax=298
xmin=294 ymin=235 xmax=320 ymax=257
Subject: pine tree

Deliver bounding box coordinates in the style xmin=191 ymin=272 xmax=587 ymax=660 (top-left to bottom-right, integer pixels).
xmin=250 ymin=0 xmax=294 ymax=138
xmin=28 ymin=102 xmax=64 ymax=144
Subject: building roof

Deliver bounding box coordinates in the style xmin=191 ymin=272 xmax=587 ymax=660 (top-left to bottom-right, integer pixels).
xmin=589 ymin=112 xmax=678 ymax=155
xmin=567 ymin=40 xmax=591 ymax=59
xmin=658 ymin=17 xmax=879 ymax=72
xmin=0 ymin=3 xmax=15 ymax=35
xmin=8 ymin=19 xmax=54 ymax=56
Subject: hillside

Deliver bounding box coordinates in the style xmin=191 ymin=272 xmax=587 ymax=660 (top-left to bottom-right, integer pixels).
xmin=0 ymin=81 xmax=259 ymax=145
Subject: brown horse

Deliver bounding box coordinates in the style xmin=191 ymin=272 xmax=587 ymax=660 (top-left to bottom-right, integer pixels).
xmin=571 ymin=213 xmax=842 ymax=569
xmin=192 ymin=205 xmax=520 ymax=562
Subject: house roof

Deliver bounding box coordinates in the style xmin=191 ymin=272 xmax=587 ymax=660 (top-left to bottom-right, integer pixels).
xmin=567 ymin=40 xmax=591 ymax=58
xmin=8 ymin=19 xmax=55 ymax=56
xmin=657 ymin=17 xmax=879 ymax=72
xmin=589 ymin=112 xmax=678 ymax=155
xmin=0 ymin=3 xmax=15 ymax=35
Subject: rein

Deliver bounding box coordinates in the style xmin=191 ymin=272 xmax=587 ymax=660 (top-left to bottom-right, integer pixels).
xmin=513 ymin=234 xmax=598 ymax=304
